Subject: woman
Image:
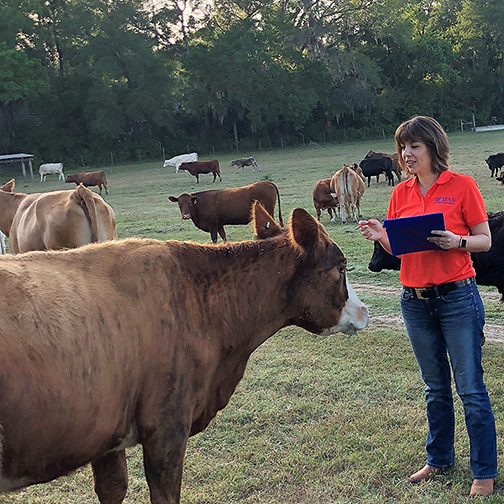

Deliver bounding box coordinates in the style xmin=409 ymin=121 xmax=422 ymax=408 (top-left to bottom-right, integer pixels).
xmin=359 ymin=116 xmax=497 ymax=496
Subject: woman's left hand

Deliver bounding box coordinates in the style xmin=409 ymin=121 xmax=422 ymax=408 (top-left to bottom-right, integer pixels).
xmin=427 ymin=230 xmax=460 ymax=250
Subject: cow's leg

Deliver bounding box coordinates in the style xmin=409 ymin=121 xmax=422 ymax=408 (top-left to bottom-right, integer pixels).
xmin=196 ymin=174 xmax=199 ymax=183
xmin=210 ymin=227 xmax=219 ymax=243
xmin=99 ymin=185 xmax=103 ymax=195
xmin=327 ymin=208 xmax=334 ymax=222
xmin=212 ymin=173 xmax=217 ymax=183
xmin=104 ymin=182 xmax=109 ymax=194
xmin=91 ymin=451 xmax=128 ymax=504
xmin=218 ymin=226 xmax=227 ymax=242
xmin=315 ymin=206 xmax=321 ymax=221
xmin=141 ymin=433 xmax=189 ymax=504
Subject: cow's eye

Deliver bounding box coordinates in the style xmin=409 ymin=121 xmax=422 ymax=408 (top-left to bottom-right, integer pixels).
xmin=337 ymin=265 xmax=345 ymax=275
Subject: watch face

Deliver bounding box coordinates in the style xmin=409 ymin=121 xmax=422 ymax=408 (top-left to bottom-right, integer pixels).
xmin=461 ymin=238 xmax=467 ymax=248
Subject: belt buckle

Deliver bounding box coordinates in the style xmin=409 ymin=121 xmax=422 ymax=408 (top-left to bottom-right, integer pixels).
xmin=413 ymin=288 xmax=429 ymax=300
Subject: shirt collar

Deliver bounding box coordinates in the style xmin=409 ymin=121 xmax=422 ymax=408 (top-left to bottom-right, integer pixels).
xmin=405 ymin=170 xmax=452 ymax=188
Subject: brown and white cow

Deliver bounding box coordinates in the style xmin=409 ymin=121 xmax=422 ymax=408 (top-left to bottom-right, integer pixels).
xmin=330 ymin=165 xmax=365 ymax=224
xmin=179 ymin=160 xmax=222 ymax=183
xmin=0 ymin=179 xmax=116 ymax=253
xmin=0 ymin=204 xmax=369 ymax=503
xmin=169 ymin=181 xmax=283 ymax=243
xmin=312 ymin=178 xmax=339 ymax=222
xmin=66 ymin=170 xmax=109 ymax=195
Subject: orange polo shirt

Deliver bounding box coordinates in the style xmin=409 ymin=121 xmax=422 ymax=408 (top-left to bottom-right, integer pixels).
xmin=387 ymin=170 xmax=487 ymax=288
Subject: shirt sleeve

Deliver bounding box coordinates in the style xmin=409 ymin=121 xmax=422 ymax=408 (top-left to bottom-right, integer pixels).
xmin=461 ymin=177 xmax=487 ymax=227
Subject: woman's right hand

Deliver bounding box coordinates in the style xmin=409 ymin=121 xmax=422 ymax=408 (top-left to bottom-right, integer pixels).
xmin=358 ymin=218 xmax=385 ymax=242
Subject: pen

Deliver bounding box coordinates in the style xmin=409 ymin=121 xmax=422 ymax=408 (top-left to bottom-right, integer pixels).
xmin=355 ymin=221 xmax=369 ymax=230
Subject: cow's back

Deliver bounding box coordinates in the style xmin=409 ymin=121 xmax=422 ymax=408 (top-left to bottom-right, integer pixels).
xmin=9 ymin=190 xmax=116 ymax=253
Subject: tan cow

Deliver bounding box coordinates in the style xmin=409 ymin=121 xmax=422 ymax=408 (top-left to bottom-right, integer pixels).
xmin=0 ymin=204 xmax=369 ymax=503
xmin=330 ymin=164 xmax=365 ymax=224
xmin=0 ymin=179 xmax=116 ymax=253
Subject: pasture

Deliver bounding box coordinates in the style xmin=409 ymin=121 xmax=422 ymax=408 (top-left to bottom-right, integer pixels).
xmin=1 ymin=130 xmax=504 ymax=503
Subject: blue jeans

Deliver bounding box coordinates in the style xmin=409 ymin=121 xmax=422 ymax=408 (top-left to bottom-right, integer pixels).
xmin=400 ymin=281 xmax=497 ymax=480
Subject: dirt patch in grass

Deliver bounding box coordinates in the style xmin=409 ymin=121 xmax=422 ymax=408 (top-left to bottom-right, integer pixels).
xmin=353 ymin=284 xmax=504 ymax=343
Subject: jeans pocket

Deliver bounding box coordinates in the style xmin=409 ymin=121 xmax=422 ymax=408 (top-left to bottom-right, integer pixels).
xmin=401 ymin=288 xmax=414 ymax=301
xmin=440 ymin=285 xmax=472 ymax=303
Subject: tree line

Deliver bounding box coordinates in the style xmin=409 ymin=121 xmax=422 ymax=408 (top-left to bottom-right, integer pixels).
xmin=0 ymin=0 xmax=502 ymax=166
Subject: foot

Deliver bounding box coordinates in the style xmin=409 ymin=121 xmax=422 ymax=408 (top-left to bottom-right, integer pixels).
xmin=470 ymin=479 xmax=494 ymax=497
xmin=408 ymin=464 xmax=441 ymax=483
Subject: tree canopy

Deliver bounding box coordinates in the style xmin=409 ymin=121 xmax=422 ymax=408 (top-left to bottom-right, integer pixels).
xmin=0 ymin=0 xmax=502 ymax=163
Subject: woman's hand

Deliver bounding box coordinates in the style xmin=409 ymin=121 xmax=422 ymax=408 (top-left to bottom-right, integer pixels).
xmin=427 ymin=230 xmax=460 ymax=250
xmin=358 ymin=218 xmax=385 ymax=242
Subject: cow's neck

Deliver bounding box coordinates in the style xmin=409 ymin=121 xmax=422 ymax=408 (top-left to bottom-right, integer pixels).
xmin=183 ymin=238 xmax=299 ymax=434
xmin=0 ymin=192 xmax=26 ymax=236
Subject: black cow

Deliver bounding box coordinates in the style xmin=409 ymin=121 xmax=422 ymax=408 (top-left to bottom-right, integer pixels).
xmin=486 ymin=153 xmax=504 ymax=178
xmin=231 ymin=156 xmax=261 ymax=172
xmin=368 ymin=212 xmax=504 ymax=301
xmin=359 ymin=157 xmax=394 ymax=187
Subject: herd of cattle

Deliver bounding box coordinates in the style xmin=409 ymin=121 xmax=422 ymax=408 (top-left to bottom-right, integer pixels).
xmin=0 ymin=148 xmax=501 ymax=503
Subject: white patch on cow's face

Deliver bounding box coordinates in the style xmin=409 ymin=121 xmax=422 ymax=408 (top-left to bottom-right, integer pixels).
xmin=322 ymin=278 xmax=369 ymax=335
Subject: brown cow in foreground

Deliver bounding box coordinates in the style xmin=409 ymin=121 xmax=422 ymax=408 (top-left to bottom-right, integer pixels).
xmin=0 ymin=204 xmax=369 ymax=503
xmin=179 ymin=160 xmax=222 ymax=183
xmin=0 ymin=179 xmax=116 ymax=253
xmin=169 ymin=181 xmax=283 ymax=243
xmin=66 ymin=170 xmax=109 ymax=194
xmin=312 ymin=178 xmax=339 ymax=222
xmin=330 ymin=164 xmax=365 ymax=224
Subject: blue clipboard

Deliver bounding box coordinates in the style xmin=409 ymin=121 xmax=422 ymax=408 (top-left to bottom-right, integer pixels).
xmin=384 ymin=213 xmax=445 ymax=256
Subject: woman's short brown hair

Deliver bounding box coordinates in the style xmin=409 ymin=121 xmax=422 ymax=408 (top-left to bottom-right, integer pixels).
xmin=394 ymin=116 xmax=450 ymax=175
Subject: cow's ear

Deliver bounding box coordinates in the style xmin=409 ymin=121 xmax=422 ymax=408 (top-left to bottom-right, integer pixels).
xmin=252 ymin=201 xmax=281 ymax=239
xmin=289 ymin=208 xmax=321 ymax=250
xmin=1 ymin=179 xmax=15 ymax=192
xmin=168 ymin=196 xmax=178 ymax=203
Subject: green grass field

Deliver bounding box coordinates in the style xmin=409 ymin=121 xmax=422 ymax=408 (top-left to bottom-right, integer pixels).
xmin=1 ymin=130 xmax=504 ymax=503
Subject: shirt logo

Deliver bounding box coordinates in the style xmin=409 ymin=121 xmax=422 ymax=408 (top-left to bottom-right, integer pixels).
xmin=435 ymin=196 xmax=455 ymax=205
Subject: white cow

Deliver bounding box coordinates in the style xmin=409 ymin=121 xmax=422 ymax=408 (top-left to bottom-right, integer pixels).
xmin=39 ymin=163 xmax=64 ymax=182
xmin=163 ymin=153 xmax=198 ymax=173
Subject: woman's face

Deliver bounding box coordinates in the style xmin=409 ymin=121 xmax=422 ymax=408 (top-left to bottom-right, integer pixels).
xmin=400 ymin=140 xmax=432 ymax=176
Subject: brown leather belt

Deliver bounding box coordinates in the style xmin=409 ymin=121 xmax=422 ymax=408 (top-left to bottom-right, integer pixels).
xmin=403 ymin=277 xmax=475 ymax=300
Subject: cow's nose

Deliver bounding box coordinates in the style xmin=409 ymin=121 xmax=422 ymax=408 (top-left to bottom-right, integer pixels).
xmin=182 ymin=214 xmax=191 ymax=220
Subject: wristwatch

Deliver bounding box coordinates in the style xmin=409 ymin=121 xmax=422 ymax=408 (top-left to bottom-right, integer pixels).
xmin=459 ymin=236 xmax=467 ymax=248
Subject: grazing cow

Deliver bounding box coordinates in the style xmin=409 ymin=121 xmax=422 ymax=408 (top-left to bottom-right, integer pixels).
xmin=169 ymin=181 xmax=283 ymax=243
xmin=0 ymin=204 xmax=369 ymax=504
xmin=485 ymin=152 xmax=504 ymax=178
xmin=312 ymin=178 xmax=339 ymax=222
xmin=39 ymin=162 xmax=64 ymax=182
xmin=359 ymin=157 xmax=394 ymax=187
xmin=368 ymin=212 xmax=504 ymax=301
xmin=66 ymin=170 xmax=109 ymax=195
xmin=231 ymin=156 xmax=261 ymax=172
xmin=0 ymin=179 xmax=116 ymax=254
xmin=163 ymin=152 xmax=198 ymax=173
xmin=179 ymin=160 xmax=222 ymax=184
xmin=365 ymin=150 xmax=402 ymax=182
xmin=330 ymin=165 xmax=365 ymax=224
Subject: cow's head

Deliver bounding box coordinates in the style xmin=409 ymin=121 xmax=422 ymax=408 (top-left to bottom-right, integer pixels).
xmin=252 ymin=202 xmax=369 ymax=335
xmin=168 ymin=194 xmax=197 ymax=220
xmin=368 ymin=239 xmax=401 ymax=272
